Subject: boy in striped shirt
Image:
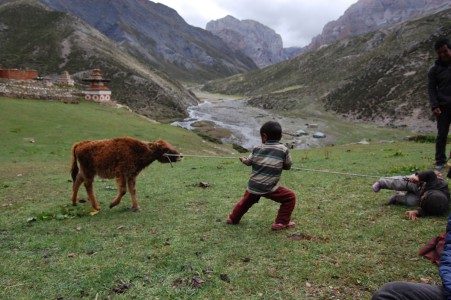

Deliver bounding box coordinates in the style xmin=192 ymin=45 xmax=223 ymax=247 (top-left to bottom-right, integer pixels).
xmin=227 ymin=121 xmax=297 ymax=230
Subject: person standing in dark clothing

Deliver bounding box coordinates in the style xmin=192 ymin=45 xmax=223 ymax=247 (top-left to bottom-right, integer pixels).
xmin=428 ymin=37 xmax=451 ymax=170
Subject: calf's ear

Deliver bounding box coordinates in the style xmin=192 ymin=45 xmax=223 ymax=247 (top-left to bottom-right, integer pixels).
xmin=154 ymin=140 xmax=170 ymax=152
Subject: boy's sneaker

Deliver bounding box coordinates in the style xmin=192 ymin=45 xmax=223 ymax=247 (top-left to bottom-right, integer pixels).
xmin=226 ymin=215 xmax=236 ymax=225
xmin=271 ymin=221 xmax=296 ymax=231
xmin=372 ymin=181 xmax=381 ymax=192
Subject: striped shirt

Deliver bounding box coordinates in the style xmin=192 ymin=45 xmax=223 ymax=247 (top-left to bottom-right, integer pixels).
xmin=245 ymin=141 xmax=292 ymax=195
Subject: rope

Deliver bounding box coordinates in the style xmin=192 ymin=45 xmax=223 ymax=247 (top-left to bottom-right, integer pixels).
xmin=164 ymin=154 xmax=174 ymax=168
xmin=290 ymin=167 xmax=381 ymax=178
xmin=165 ymin=154 xmax=238 ymax=159
xmin=165 ymin=153 xmax=384 ymax=179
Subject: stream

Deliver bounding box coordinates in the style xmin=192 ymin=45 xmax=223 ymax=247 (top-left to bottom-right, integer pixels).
xmin=172 ymin=96 xmax=332 ymax=150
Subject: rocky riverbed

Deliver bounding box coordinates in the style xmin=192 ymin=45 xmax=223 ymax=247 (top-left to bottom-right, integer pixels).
xmin=171 ymin=92 xmax=334 ymax=150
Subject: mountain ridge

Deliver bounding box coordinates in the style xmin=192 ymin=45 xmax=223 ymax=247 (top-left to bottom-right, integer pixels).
xmin=206 ymin=15 xmax=299 ymax=68
xmin=36 ymin=0 xmax=258 ymax=83
xmin=202 ymin=8 xmax=451 ymax=133
xmin=0 ymin=0 xmax=199 ymax=121
xmin=303 ymin=0 xmax=451 ymax=54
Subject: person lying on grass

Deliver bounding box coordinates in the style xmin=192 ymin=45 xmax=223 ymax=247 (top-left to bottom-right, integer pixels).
xmin=226 ymin=121 xmax=297 ymax=231
xmin=372 ymin=170 xmax=450 ymax=220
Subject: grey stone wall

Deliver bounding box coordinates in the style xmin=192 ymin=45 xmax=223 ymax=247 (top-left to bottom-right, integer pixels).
xmin=0 ymin=79 xmax=80 ymax=103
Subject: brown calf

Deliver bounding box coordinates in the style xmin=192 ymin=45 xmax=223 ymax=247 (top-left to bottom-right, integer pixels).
xmin=70 ymin=137 xmax=181 ymax=213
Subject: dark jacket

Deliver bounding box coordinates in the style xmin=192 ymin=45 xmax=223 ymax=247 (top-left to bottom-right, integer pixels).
xmin=417 ymin=170 xmax=450 ymax=216
xmin=428 ymin=59 xmax=451 ymax=110
xmin=439 ymin=214 xmax=451 ymax=299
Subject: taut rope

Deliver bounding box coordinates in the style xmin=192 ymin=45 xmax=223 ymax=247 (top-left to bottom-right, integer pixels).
xmin=168 ymin=154 xmax=238 ymax=159
xmin=290 ymin=167 xmax=381 ymax=178
xmin=164 ymin=154 xmax=384 ymax=179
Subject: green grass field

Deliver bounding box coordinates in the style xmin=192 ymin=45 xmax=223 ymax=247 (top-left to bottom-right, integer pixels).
xmin=0 ymin=97 xmax=446 ymax=299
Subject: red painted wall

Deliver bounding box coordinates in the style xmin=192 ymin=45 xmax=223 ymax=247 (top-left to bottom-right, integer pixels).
xmin=0 ymin=69 xmax=38 ymax=80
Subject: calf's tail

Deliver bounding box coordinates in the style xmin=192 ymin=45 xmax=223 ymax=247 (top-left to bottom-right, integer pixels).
xmin=70 ymin=144 xmax=79 ymax=181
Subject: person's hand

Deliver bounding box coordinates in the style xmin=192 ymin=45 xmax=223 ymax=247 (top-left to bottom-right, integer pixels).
xmin=239 ymin=157 xmax=250 ymax=165
xmin=433 ymin=107 xmax=442 ymax=116
xmin=406 ymin=210 xmax=419 ymax=220
xmin=435 ymin=170 xmax=444 ymax=180
xmin=408 ymin=175 xmax=420 ymax=184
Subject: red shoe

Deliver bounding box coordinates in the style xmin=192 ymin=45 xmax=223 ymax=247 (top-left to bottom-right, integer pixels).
xmin=226 ymin=215 xmax=236 ymax=224
xmin=271 ymin=221 xmax=296 ymax=231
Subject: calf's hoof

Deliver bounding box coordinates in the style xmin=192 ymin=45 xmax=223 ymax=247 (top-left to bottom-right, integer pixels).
xmin=128 ymin=207 xmax=141 ymax=212
xmin=89 ymin=209 xmax=100 ymax=216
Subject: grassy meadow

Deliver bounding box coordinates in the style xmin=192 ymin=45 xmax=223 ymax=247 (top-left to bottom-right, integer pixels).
xmin=0 ymin=97 xmax=447 ymax=299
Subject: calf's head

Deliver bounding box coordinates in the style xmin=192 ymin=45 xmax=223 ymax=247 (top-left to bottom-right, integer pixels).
xmin=153 ymin=140 xmax=182 ymax=163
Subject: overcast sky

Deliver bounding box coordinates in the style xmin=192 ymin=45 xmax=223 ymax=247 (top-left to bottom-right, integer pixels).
xmin=155 ymin=0 xmax=358 ymax=47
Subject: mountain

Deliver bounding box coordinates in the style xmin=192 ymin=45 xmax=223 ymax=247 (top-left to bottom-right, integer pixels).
xmin=206 ymin=15 xmax=297 ymax=68
xmin=303 ymin=0 xmax=451 ymax=53
xmin=202 ymin=8 xmax=451 ymax=133
xmin=35 ymin=0 xmax=257 ymax=83
xmin=0 ymin=0 xmax=199 ymax=121
xmin=4 ymin=0 xmax=450 ymax=131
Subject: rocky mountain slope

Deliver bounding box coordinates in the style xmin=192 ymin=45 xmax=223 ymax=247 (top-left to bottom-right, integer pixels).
xmin=0 ymin=0 xmax=199 ymax=121
xmin=35 ymin=0 xmax=257 ymax=83
xmin=202 ymin=8 xmax=451 ymax=133
xmin=206 ymin=15 xmax=298 ymax=68
xmin=303 ymin=0 xmax=451 ymax=53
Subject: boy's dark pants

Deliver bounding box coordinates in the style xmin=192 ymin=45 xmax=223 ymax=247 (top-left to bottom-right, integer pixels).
xmin=228 ymin=186 xmax=296 ymax=225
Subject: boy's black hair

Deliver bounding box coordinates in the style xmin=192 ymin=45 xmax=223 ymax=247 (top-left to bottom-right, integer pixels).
xmin=422 ymin=190 xmax=448 ymax=215
xmin=434 ymin=37 xmax=451 ymax=50
xmin=260 ymin=121 xmax=282 ymax=141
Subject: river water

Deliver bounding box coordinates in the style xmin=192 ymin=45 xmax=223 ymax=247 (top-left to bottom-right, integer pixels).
xmin=172 ymin=97 xmax=331 ymax=150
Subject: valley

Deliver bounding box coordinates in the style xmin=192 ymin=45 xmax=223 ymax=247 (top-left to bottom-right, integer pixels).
xmin=172 ymin=90 xmax=415 ymax=150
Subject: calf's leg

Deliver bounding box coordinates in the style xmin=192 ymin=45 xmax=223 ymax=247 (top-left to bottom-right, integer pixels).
xmin=71 ymin=173 xmax=84 ymax=206
xmin=84 ymin=177 xmax=100 ymax=211
xmin=109 ymin=176 xmax=127 ymax=209
xmin=127 ymin=176 xmax=140 ymax=211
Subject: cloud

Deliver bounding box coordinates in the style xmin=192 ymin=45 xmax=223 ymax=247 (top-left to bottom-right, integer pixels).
xmin=156 ymin=0 xmax=357 ymax=47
